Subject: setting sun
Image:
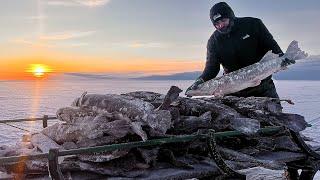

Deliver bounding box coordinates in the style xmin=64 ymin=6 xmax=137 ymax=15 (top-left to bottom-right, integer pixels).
xmin=26 ymin=64 xmax=52 ymax=78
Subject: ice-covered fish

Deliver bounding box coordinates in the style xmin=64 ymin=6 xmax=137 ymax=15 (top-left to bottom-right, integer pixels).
xmin=186 ymin=40 xmax=308 ymax=97
xmin=71 ymin=93 xmax=171 ymax=134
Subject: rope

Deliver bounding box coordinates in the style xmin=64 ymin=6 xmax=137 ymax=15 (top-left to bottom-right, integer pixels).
xmin=311 ymin=120 xmax=320 ymax=126
xmin=308 ymin=115 xmax=320 ymax=125
xmin=0 ymin=115 xmax=56 ymax=133
xmin=3 ymin=123 xmax=31 ymax=132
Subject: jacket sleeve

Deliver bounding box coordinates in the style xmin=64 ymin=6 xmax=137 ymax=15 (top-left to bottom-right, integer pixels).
xmin=199 ymin=38 xmax=220 ymax=82
xmin=257 ymin=19 xmax=283 ymax=55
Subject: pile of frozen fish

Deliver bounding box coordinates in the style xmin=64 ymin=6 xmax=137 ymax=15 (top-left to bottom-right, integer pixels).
xmin=0 ymin=86 xmax=312 ymax=179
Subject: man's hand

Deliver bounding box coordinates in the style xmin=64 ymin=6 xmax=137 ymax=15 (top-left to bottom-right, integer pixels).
xmin=279 ymin=53 xmax=295 ymax=67
xmin=185 ymin=78 xmax=204 ymax=95
xmin=223 ymin=66 xmax=229 ymax=75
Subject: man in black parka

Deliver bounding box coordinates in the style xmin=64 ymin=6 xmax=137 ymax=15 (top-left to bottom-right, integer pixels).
xmin=187 ymin=2 xmax=283 ymax=98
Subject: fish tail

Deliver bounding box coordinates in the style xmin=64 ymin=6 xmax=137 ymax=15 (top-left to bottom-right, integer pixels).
xmin=284 ymin=40 xmax=308 ymax=61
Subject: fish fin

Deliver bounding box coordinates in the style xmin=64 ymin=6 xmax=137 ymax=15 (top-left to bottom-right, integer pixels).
xmin=244 ymin=80 xmax=261 ymax=88
xmin=213 ymin=92 xmax=223 ymax=98
xmin=213 ymin=94 xmax=223 ymax=98
xmin=72 ymin=91 xmax=87 ymax=107
xmin=252 ymin=80 xmax=261 ymax=87
xmin=260 ymin=50 xmax=279 ymax=62
xmin=284 ymin=40 xmax=308 ymax=61
xmin=78 ymin=91 xmax=88 ymax=107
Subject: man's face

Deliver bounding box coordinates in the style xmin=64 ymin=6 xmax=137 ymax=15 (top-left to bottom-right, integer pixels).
xmin=213 ymin=18 xmax=230 ymax=31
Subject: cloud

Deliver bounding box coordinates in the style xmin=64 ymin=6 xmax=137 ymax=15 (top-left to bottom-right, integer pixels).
xmin=73 ymin=0 xmax=111 ymax=7
xmin=129 ymin=42 xmax=170 ymax=48
xmin=47 ymin=0 xmax=111 ymax=7
xmin=109 ymin=42 xmax=172 ymax=49
xmin=25 ymin=15 xmax=48 ymax=21
xmin=65 ymin=42 xmax=89 ymax=47
xmin=10 ymin=39 xmax=53 ymax=48
xmin=10 ymin=38 xmax=89 ymax=49
xmin=108 ymin=41 xmax=203 ymax=50
xmin=39 ymin=31 xmax=96 ymax=41
xmin=10 ymin=30 xmax=94 ymax=50
xmin=47 ymin=1 xmax=76 ymax=6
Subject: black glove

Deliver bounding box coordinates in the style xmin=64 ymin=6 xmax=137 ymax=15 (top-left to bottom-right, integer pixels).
xmin=279 ymin=53 xmax=295 ymax=67
xmin=185 ymin=78 xmax=204 ymax=94
xmin=222 ymin=66 xmax=229 ymax=75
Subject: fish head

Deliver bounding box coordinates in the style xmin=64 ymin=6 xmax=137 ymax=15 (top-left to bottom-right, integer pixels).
xmin=185 ymin=83 xmax=221 ymax=97
xmin=185 ymin=89 xmax=204 ymax=97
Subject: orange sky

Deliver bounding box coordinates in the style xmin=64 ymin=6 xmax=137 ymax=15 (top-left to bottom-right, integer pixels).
xmin=0 ymin=53 xmax=204 ymax=80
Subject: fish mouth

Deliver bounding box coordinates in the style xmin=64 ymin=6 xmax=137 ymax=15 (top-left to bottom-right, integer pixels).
xmin=185 ymin=89 xmax=211 ymax=97
xmin=185 ymin=90 xmax=198 ymax=97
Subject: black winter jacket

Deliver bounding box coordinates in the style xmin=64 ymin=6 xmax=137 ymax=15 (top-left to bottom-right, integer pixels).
xmin=200 ymin=17 xmax=283 ymax=82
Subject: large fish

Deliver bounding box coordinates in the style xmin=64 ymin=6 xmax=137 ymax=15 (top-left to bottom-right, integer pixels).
xmin=69 ymin=87 xmax=183 ymax=135
xmin=186 ymin=40 xmax=308 ymax=97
